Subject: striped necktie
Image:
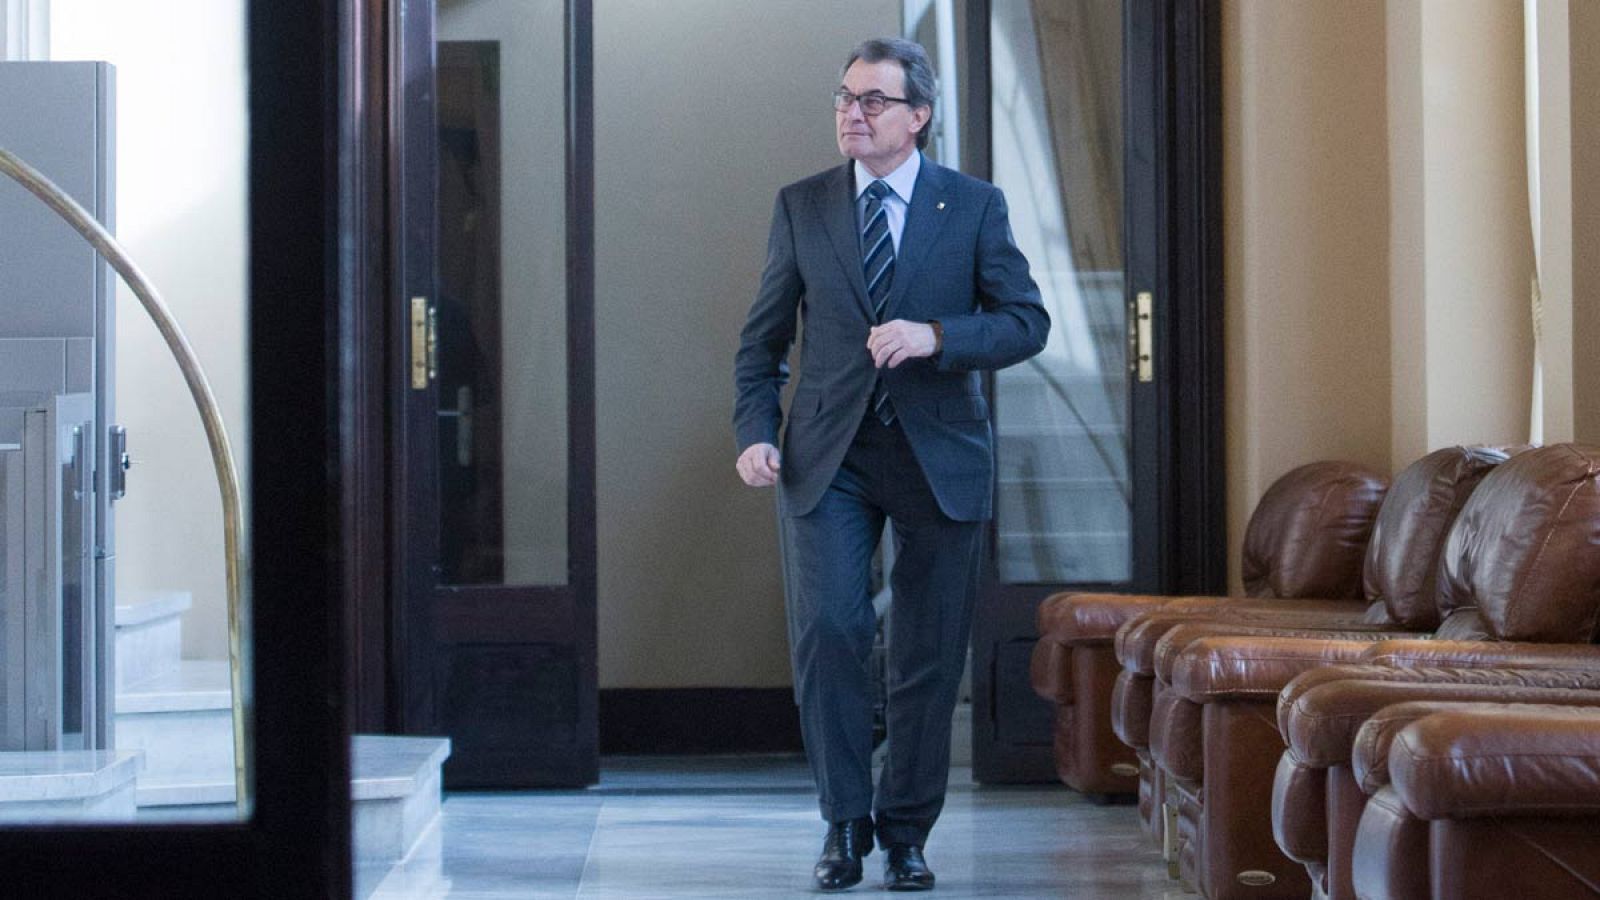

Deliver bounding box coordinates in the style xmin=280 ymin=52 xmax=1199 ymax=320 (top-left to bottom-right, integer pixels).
xmin=862 ymin=179 xmax=896 ymax=425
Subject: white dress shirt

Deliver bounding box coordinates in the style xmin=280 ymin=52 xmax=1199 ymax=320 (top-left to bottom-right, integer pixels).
xmin=854 ymin=151 xmax=921 ymax=253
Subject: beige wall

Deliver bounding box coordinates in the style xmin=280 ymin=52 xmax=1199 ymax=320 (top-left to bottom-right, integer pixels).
xmin=1397 ymin=0 xmax=1533 ymax=459
xmin=1387 ymin=0 xmax=1426 ymax=468
xmin=1224 ymin=0 xmax=1551 ymax=589
xmin=51 ymin=0 xmax=248 ymax=660
xmin=594 ymin=0 xmax=899 ymax=688
xmin=1222 ymin=0 xmax=1393 ymax=589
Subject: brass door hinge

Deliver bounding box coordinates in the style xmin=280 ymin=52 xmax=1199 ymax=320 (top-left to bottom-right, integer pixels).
xmin=410 ymin=296 xmax=437 ymax=389
xmin=1135 ymin=291 xmax=1154 ymax=383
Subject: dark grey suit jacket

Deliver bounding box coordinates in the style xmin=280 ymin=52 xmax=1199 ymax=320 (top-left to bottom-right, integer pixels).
xmin=733 ymin=156 xmax=1048 ymax=522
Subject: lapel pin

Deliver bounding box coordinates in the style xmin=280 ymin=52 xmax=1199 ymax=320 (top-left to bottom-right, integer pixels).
xmin=936 ymin=201 xmax=946 ymax=210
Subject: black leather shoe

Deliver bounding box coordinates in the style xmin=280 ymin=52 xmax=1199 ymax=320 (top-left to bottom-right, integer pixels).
xmin=884 ymin=843 xmax=935 ymax=891
xmin=813 ymin=817 xmax=874 ymax=892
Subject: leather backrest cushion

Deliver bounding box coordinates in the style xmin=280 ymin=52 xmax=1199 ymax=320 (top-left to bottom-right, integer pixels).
xmin=1437 ymin=444 xmax=1600 ymax=642
xmin=1364 ymin=446 xmax=1510 ymax=628
xmin=1241 ymin=461 xmax=1388 ymax=599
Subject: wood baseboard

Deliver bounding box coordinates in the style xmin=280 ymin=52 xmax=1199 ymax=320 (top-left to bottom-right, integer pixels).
xmin=599 ymin=688 xmax=803 ymax=754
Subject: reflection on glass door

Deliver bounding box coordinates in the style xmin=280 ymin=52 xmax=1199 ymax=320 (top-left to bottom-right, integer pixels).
xmin=437 ymin=40 xmax=509 ymax=585
xmin=436 ymin=19 xmax=569 ymax=588
xmin=991 ymin=0 xmax=1129 ymax=586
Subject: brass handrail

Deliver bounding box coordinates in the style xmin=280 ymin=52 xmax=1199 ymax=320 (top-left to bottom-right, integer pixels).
xmin=0 ymin=147 xmax=251 ymax=814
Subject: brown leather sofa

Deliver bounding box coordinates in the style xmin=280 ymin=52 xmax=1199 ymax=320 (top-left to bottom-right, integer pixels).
xmin=1147 ymin=443 xmax=1600 ymax=899
xmin=1028 ymin=460 xmax=1386 ymax=801
xmin=1352 ymin=703 xmax=1600 ymax=899
xmin=1274 ymin=670 xmax=1600 ymax=899
xmin=1111 ymin=446 xmax=1504 ymax=864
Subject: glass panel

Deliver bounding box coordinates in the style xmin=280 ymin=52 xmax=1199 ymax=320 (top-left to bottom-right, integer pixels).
xmin=991 ymin=0 xmax=1130 ymax=584
xmin=905 ymin=0 xmax=969 ymax=170
xmin=1 ymin=0 xmax=252 ymax=823
xmin=436 ymin=0 xmax=568 ymax=587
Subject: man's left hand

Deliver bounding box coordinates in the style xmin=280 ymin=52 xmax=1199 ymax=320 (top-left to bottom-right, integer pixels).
xmin=867 ymin=320 xmax=938 ymax=369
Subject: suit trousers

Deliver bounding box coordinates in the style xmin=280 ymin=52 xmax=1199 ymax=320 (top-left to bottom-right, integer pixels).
xmin=779 ymin=412 xmax=984 ymax=848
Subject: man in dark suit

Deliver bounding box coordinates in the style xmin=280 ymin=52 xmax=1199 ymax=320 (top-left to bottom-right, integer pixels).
xmin=733 ymin=37 xmax=1048 ymax=892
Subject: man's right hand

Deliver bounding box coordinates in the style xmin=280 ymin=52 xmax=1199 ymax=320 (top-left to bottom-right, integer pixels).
xmin=736 ymin=442 xmax=782 ymax=487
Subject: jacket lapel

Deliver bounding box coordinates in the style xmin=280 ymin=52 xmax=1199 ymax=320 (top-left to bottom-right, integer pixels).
xmin=814 ymin=164 xmax=875 ymax=320
xmin=881 ymin=160 xmax=951 ymax=321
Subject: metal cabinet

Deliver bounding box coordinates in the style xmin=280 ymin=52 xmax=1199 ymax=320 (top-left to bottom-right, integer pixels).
xmin=0 ymin=62 xmax=117 ymax=752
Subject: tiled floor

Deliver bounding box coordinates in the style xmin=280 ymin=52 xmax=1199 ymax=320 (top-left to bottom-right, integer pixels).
xmin=358 ymin=755 xmax=1184 ymax=899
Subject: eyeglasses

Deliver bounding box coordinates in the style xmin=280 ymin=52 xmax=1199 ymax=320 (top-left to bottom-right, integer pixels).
xmin=832 ymin=89 xmax=910 ymax=116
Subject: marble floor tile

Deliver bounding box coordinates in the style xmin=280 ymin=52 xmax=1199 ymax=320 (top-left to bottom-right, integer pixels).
xmin=363 ymin=754 xmax=1189 ymax=899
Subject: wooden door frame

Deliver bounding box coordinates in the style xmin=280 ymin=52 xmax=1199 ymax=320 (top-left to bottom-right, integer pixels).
xmin=968 ymin=0 xmax=1225 ymax=783
xmin=366 ymin=0 xmax=598 ymax=786
xmin=0 ymin=2 xmax=355 ymax=894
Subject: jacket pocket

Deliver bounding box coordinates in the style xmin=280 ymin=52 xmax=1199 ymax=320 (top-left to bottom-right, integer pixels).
xmin=937 ymin=395 xmax=989 ymax=422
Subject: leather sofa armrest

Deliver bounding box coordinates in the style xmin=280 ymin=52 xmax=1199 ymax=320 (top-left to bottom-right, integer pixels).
xmin=1283 ymin=675 xmax=1600 ymax=769
xmin=1277 ymin=664 xmax=1600 ymax=747
xmin=1278 ymin=664 xmax=1429 ymax=734
xmin=1037 ymin=592 xmax=1180 ymax=646
xmin=1160 ymin=596 xmax=1370 ymax=615
xmin=1113 ymin=602 xmax=1379 ymax=677
xmin=1034 ymin=590 xmax=1214 ymax=701
xmin=1168 ymin=635 xmax=1386 ymax=702
xmin=1154 ymin=622 xmax=1415 ymax=686
xmin=1115 ymin=613 xmax=1172 ymax=676
xmin=1362 ymin=639 xmax=1600 ymax=671
xmin=1353 ymin=692 xmax=1600 ymax=795
xmin=1389 ymin=705 xmax=1600 ymax=819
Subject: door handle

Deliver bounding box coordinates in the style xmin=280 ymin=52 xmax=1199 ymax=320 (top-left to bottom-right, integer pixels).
xmin=109 ymin=425 xmax=129 ymax=500
xmin=436 ymin=384 xmax=473 ymax=467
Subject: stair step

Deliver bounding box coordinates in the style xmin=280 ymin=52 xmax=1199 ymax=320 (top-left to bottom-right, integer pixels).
xmin=115 ymin=660 xmax=235 ymax=783
xmin=351 ymin=736 xmax=451 ymax=864
xmin=128 ymin=734 xmax=450 ymax=799
xmin=131 ymin=735 xmax=452 ymax=869
xmin=135 ymin=776 xmax=237 ymax=809
xmin=113 ymin=589 xmax=192 ymax=691
xmin=0 ymin=750 xmax=143 ymax=823
xmin=997 ymin=432 xmax=1130 ymax=482
xmin=114 ymin=589 xmax=193 ymax=627
xmin=994 ymin=371 xmax=1128 ymax=427
xmin=998 ymin=478 xmax=1131 ymax=534
xmin=117 ymin=659 xmax=232 ymax=713
xmin=351 ymin=735 xmax=452 ymax=802
xmin=997 ymin=531 xmax=1131 ymax=584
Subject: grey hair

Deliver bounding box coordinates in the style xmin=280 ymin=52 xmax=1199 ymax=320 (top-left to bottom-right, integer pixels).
xmin=843 ymin=38 xmax=937 ymax=150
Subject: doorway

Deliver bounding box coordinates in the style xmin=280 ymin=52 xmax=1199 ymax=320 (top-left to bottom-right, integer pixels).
xmin=377 ymin=0 xmax=1222 ymax=789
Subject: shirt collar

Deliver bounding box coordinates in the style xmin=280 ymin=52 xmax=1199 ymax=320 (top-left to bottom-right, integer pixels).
xmin=854 ymin=151 xmax=921 ymax=204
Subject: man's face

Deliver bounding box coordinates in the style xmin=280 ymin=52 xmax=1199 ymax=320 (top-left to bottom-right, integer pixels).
xmin=836 ymin=59 xmax=929 ymax=175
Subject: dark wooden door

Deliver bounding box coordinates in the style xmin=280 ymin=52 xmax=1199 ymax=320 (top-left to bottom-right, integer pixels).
xmin=970 ymin=0 xmax=1225 ymax=782
xmin=393 ymin=0 xmax=597 ymax=788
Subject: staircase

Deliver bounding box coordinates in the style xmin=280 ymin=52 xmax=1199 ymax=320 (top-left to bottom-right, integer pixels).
xmin=113 ymin=591 xmax=449 ymax=864
xmin=0 ymin=750 xmax=142 ymax=823
xmin=113 ymin=587 xmax=236 ymax=808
